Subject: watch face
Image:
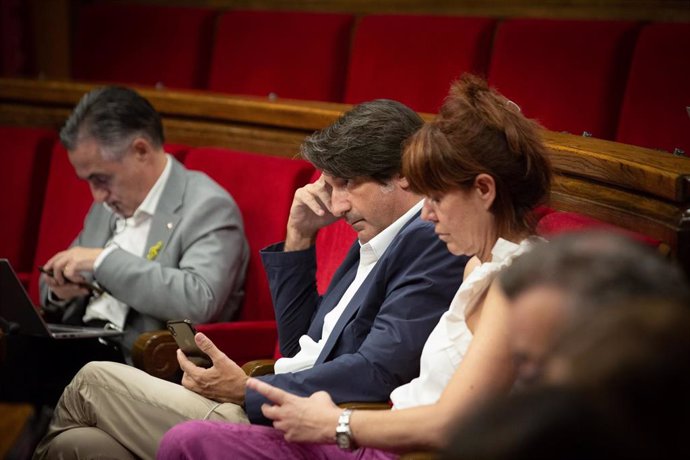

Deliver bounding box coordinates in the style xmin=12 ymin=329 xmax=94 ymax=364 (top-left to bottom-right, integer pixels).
xmin=336 ymin=432 xmax=351 ymax=450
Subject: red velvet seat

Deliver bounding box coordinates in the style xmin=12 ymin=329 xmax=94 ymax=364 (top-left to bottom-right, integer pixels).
xmin=183 ymin=147 xmax=315 ymax=364
xmin=488 ymin=19 xmax=639 ymax=140
xmin=208 ymin=10 xmax=354 ymax=102
xmin=72 ymin=3 xmax=216 ymax=89
xmin=536 ymin=210 xmax=661 ymax=248
xmin=344 ymin=15 xmax=496 ymax=113
xmin=616 ymin=23 xmax=690 ymax=155
xmin=29 ymin=143 xmax=92 ymax=304
xmin=0 ymin=126 xmax=56 ymax=285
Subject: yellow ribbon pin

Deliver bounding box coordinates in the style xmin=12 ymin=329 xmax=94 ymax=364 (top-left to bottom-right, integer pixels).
xmin=147 ymin=241 xmax=163 ymax=260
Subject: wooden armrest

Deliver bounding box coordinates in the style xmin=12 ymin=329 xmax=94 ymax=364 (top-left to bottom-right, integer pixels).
xmin=242 ymin=359 xmax=276 ymax=377
xmin=131 ymin=330 xmax=181 ymax=382
xmin=0 ymin=402 xmax=34 ymax=459
xmin=338 ymin=402 xmax=391 ymax=410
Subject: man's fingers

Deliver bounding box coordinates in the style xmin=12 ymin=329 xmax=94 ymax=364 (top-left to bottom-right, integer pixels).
xmin=313 ymin=187 xmax=333 ymax=214
xmin=296 ymin=188 xmax=328 ymax=217
xmin=247 ymin=378 xmax=289 ymax=405
xmin=176 ymin=348 xmax=198 ymax=375
xmin=261 ymin=403 xmax=280 ymax=421
xmin=194 ymin=332 xmax=225 ymax=362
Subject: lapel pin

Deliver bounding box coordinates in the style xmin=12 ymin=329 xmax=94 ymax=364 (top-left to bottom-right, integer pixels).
xmin=166 ymin=222 xmax=174 ymax=229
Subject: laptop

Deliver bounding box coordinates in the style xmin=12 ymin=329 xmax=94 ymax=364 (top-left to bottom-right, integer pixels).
xmin=0 ymin=259 xmax=122 ymax=339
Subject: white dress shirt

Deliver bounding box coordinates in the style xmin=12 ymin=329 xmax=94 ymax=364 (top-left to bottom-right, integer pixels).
xmin=389 ymin=237 xmax=540 ymax=409
xmin=274 ymin=200 xmax=424 ymax=374
xmin=82 ymin=155 xmax=172 ymax=329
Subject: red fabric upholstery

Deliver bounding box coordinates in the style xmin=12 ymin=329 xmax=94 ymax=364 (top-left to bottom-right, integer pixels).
xmin=72 ymin=3 xmax=216 ymax=89
xmin=29 ymin=143 xmax=92 ymax=303
xmin=0 ymin=126 xmax=55 ymax=284
xmin=183 ymin=147 xmax=315 ymax=324
xmin=208 ymin=10 xmax=354 ymax=102
xmin=344 ymin=15 xmax=496 ymax=113
xmin=616 ymin=23 xmax=690 ymax=155
xmin=488 ymin=19 xmax=639 ymax=139
xmin=537 ymin=211 xmax=661 ymax=248
xmin=196 ymin=321 xmax=280 ymax=366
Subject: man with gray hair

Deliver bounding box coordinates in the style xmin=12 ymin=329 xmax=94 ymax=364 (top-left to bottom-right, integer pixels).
xmin=34 ymin=99 xmax=467 ymax=459
xmin=40 ymin=86 xmax=249 ymax=357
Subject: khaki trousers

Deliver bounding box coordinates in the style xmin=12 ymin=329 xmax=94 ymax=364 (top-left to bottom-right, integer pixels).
xmin=33 ymin=361 xmax=249 ymax=460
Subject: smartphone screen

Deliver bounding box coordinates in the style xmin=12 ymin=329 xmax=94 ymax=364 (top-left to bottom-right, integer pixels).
xmin=167 ymin=319 xmax=212 ymax=368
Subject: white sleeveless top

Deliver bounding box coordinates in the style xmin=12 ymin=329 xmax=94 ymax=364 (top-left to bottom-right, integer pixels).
xmin=390 ymin=237 xmax=540 ymax=409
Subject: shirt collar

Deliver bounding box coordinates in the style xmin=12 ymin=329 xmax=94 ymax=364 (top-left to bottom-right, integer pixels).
xmin=360 ymin=200 xmax=424 ymax=263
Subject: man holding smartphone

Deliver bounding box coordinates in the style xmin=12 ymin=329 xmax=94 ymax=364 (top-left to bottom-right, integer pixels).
xmin=38 ymin=86 xmax=250 ymax=357
xmin=35 ymin=99 xmax=468 ymax=459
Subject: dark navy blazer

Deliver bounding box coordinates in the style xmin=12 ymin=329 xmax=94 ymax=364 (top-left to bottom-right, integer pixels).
xmin=245 ymin=212 xmax=468 ymax=424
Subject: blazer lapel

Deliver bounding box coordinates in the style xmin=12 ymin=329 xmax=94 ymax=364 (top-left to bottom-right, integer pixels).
xmin=306 ymin=242 xmax=360 ymax=340
xmin=313 ymin=210 xmax=422 ymax=365
xmin=314 ymin=268 xmax=376 ymax=365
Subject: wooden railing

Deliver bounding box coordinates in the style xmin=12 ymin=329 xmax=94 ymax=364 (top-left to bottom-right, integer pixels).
xmin=1 ymin=77 xmax=689 ymax=272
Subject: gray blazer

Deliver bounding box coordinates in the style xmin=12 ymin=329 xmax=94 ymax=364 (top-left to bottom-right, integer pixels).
xmin=41 ymin=157 xmax=249 ymax=354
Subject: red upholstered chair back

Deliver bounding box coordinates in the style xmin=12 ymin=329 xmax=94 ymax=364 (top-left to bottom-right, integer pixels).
xmin=488 ymin=19 xmax=639 ymax=140
xmin=344 ymin=15 xmax=496 ymax=113
xmin=183 ymin=147 xmax=315 ymax=321
xmin=616 ymin=23 xmax=690 ymax=155
xmin=208 ymin=10 xmax=354 ymax=102
xmin=72 ymin=3 xmax=216 ymax=89
xmin=0 ymin=127 xmax=56 ymax=282
xmin=536 ymin=209 xmax=661 ymax=248
xmin=29 ymin=143 xmax=92 ymax=303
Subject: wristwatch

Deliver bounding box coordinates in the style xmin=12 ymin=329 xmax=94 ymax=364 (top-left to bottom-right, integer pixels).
xmin=335 ymin=408 xmax=357 ymax=451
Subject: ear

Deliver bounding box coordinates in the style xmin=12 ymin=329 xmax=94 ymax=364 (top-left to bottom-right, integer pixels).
xmin=394 ymin=175 xmax=410 ymax=190
xmin=474 ymin=173 xmax=496 ymax=210
xmin=131 ymin=137 xmax=154 ymax=161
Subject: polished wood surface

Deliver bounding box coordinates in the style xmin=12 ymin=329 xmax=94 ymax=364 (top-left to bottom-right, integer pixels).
xmin=130 ymin=0 xmax=690 ymax=21
xmin=1 ymin=77 xmax=689 ymax=273
xmin=0 ymin=402 xmax=34 ymax=458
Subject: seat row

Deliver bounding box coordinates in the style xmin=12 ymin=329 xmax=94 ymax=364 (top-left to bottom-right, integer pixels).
xmin=0 ymin=124 xmax=663 ymax=366
xmin=69 ymin=4 xmax=690 ymax=155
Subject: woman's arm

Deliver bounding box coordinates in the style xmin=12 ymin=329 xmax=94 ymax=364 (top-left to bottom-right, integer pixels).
xmin=249 ymin=279 xmax=517 ymax=452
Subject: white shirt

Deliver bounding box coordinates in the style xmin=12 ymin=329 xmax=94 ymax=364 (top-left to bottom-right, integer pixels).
xmin=274 ymin=200 xmax=424 ymax=374
xmin=82 ymin=155 xmax=173 ymax=329
xmin=389 ymin=237 xmax=540 ymax=409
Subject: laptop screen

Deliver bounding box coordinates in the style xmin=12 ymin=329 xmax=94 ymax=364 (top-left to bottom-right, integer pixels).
xmin=0 ymin=259 xmax=52 ymax=337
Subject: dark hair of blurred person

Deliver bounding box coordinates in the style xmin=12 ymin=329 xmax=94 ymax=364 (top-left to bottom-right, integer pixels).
xmin=500 ymin=231 xmax=690 ymax=386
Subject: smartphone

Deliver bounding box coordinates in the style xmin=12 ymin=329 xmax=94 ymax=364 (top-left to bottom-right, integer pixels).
xmin=38 ymin=266 xmax=104 ymax=295
xmin=167 ymin=319 xmax=212 ymax=368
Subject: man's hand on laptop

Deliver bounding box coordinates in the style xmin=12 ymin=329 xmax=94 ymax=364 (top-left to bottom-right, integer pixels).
xmin=43 ymin=274 xmax=90 ymax=301
xmin=43 ymin=247 xmax=104 ymax=299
